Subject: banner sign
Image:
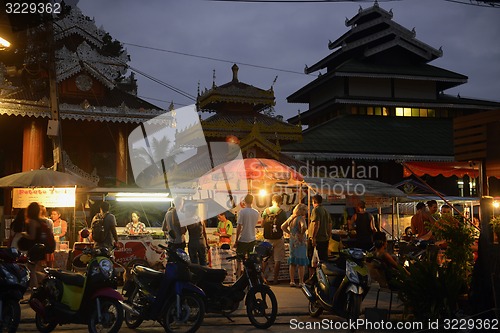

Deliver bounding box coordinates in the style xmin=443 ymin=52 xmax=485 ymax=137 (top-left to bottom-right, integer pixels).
xmin=13 ymin=187 xmax=76 ymax=208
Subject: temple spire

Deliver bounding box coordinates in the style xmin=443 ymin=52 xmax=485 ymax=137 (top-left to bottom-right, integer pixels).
xmin=231 ymin=64 xmax=239 ymax=82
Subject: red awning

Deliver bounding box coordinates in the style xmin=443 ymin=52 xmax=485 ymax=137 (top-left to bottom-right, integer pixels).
xmin=403 ymin=161 xmax=479 ymax=178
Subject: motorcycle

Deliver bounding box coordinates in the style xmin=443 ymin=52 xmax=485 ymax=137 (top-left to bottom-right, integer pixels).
xmin=122 ymin=244 xmax=206 ymax=333
xmin=29 ymin=246 xmax=123 ymax=333
xmin=188 ymin=242 xmax=278 ymax=329
xmin=302 ymin=247 xmax=370 ymax=321
xmin=0 ymin=247 xmax=31 ymax=333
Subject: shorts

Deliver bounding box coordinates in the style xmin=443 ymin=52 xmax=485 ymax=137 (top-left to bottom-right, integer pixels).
xmin=265 ymin=238 xmax=286 ymax=262
xmin=236 ymin=240 xmax=256 ymax=256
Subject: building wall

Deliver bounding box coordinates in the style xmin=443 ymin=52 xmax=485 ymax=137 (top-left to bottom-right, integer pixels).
xmin=310 ymin=79 xmax=344 ymax=109
xmin=349 ymin=77 xmax=391 ymax=97
xmin=394 ymin=79 xmax=436 ymax=99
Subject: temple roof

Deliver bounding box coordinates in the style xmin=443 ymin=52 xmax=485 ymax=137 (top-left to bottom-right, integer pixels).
xmin=289 ymin=60 xmax=468 ymax=104
xmin=202 ymin=112 xmax=302 ymax=143
xmin=197 ymin=64 xmax=275 ymax=112
xmin=283 ymin=115 xmax=454 ymax=161
xmin=305 ymin=2 xmax=443 ymax=74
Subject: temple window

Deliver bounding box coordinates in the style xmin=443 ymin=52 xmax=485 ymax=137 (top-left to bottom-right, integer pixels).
xmin=395 ymin=107 xmax=436 ymax=117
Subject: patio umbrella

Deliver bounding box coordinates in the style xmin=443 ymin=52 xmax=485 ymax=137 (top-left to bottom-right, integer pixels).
xmin=0 ymin=169 xmax=96 ymax=188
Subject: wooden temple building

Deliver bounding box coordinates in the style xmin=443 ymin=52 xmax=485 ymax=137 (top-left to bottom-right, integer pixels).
xmin=283 ymin=2 xmax=500 ymax=196
xmin=0 ymin=6 xmax=165 ymax=190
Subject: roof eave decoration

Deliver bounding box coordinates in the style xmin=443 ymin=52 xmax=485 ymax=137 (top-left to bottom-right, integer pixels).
xmin=238 ymin=122 xmax=280 ymax=159
xmin=56 ymin=42 xmax=128 ymax=89
xmin=202 ymin=117 xmax=302 ymax=142
xmin=0 ymin=98 xmax=166 ymax=124
xmin=53 ymin=6 xmax=106 ymax=48
xmin=197 ymin=93 xmax=275 ymax=109
xmin=345 ymin=2 xmax=392 ymax=27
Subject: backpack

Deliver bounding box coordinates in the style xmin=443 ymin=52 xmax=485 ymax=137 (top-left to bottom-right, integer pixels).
xmin=91 ymin=214 xmax=107 ymax=243
xmin=37 ymin=219 xmax=56 ymax=254
xmin=263 ymin=208 xmax=284 ymax=240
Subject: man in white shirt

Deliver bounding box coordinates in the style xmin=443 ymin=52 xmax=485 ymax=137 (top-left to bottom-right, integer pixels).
xmin=234 ymin=194 xmax=259 ymax=276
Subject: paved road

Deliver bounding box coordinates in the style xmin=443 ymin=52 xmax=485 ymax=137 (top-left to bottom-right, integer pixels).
xmin=18 ymin=282 xmax=406 ymax=333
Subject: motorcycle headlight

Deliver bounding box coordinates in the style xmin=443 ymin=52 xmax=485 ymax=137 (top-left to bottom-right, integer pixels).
xmin=176 ymin=249 xmax=191 ymax=263
xmin=99 ymin=259 xmax=114 ymax=278
xmin=346 ymin=260 xmax=360 ymax=284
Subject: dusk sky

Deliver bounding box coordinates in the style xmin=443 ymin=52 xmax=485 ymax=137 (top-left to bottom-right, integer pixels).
xmin=75 ymin=0 xmax=500 ymax=120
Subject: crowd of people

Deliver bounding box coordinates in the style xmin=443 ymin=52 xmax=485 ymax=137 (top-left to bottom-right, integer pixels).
xmin=8 ymin=196 xmax=479 ymax=289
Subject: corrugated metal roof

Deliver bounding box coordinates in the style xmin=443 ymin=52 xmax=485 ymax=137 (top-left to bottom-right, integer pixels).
xmin=282 ymin=115 xmax=453 ymax=158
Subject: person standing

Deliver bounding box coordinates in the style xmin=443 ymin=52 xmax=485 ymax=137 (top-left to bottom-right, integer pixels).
xmin=186 ymin=204 xmax=209 ymax=265
xmin=350 ymin=200 xmax=376 ymax=251
xmin=234 ymin=194 xmax=259 ymax=276
xmin=91 ymin=201 xmax=119 ymax=249
xmin=261 ymin=194 xmax=287 ymax=284
xmin=215 ymin=212 xmax=233 ymax=245
xmin=282 ymin=203 xmax=309 ymax=287
xmin=50 ymin=208 xmax=67 ymax=241
xmin=162 ymin=196 xmax=187 ymax=251
xmin=40 ymin=205 xmax=54 ymax=268
xmin=20 ymin=202 xmax=42 ymax=288
xmin=410 ymin=202 xmax=426 ymax=237
xmin=307 ymin=194 xmax=333 ymax=279
xmin=9 ymin=208 xmax=26 ymax=250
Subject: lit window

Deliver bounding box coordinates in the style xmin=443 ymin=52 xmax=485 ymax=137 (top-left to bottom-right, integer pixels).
xmin=375 ymin=107 xmax=382 ymax=116
xmin=383 ymin=107 xmax=389 ymax=116
xmin=367 ymin=107 xmax=373 ymax=115
xmin=404 ymin=108 xmax=411 ymax=117
xmin=428 ymin=109 xmax=435 ymax=117
xmin=396 ymin=107 xmax=403 ymax=116
xmin=420 ymin=109 xmax=428 ymax=117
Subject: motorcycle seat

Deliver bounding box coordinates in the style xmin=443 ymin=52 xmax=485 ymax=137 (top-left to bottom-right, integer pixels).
xmin=134 ymin=265 xmax=164 ymax=279
xmin=48 ymin=269 xmax=85 ymax=287
xmin=321 ymin=262 xmax=345 ymax=277
xmin=189 ymin=264 xmax=227 ymax=283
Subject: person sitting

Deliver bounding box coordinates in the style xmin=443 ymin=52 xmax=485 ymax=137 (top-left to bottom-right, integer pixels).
xmin=125 ymin=211 xmax=147 ymax=235
xmin=372 ymin=232 xmax=404 ymax=288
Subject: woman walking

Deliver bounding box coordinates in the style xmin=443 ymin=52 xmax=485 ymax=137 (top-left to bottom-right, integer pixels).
xmin=282 ymin=203 xmax=309 ymax=287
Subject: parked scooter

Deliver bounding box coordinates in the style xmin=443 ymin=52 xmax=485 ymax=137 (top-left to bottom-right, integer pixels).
xmin=122 ymin=244 xmax=206 ymax=333
xmin=188 ymin=242 xmax=278 ymax=329
xmin=0 ymin=247 xmax=31 ymax=333
xmin=302 ymin=247 xmax=370 ymax=321
xmin=29 ymin=246 xmax=123 ymax=333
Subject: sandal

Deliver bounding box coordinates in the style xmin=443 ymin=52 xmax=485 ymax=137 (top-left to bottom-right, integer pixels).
xmin=290 ymin=282 xmax=297 ymax=287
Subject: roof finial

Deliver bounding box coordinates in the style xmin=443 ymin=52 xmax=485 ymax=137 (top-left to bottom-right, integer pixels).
xmin=359 ymin=5 xmax=363 ymax=13
xmin=212 ymin=69 xmax=216 ymax=88
xmin=197 ymin=81 xmax=200 ymax=97
xmin=231 ymin=64 xmax=239 ymax=82
xmin=374 ymin=0 xmax=379 ymax=7
xmin=271 ymin=75 xmax=278 ymax=91
xmin=297 ymin=109 xmax=302 ymax=127
xmin=169 ymin=101 xmax=174 ymax=111
xmin=304 ymin=64 xmax=309 ymax=74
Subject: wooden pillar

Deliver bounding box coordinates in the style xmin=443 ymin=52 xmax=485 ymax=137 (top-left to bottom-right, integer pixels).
xmin=22 ymin=120 xmax=45 ymax=171
xmin=116 ymin=127 xmax=128 ymax=186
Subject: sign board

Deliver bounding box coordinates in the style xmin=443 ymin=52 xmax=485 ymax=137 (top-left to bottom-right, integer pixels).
xmin=13 ymin=187 xmax=76 ymax=208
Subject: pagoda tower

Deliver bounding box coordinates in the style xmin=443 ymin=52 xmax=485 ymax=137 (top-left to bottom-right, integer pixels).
xmin=197 ymin=64 xmax=302 ymax=164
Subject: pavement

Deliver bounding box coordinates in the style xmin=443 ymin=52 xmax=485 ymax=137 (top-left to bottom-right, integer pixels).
xmin=18 ymin=280 xmax=406 ymax=332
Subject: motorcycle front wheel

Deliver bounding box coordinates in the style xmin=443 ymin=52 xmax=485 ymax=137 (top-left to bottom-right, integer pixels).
xmin=0 ymin=298 xmax=21 ymax=333
xmin=162 ymin=293 xmax=205 ymax=333
xmin=246 ymin=285 xmax=278 ymax=329
xmin=124 ymin=288 xmax=144 ymax=329
xmin=34 ymin=313 xmax=57 ymax=333
xmin=308 ymin=300 xmax=324 ymax=318
xmin=346 ymin=291 xmax=362 ymax=320
xmin=88 ymin=298 xmax=124 ymax=333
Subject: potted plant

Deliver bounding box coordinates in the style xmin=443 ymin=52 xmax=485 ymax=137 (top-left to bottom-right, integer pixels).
xmin=489 ymin=216 xmax=500 ymax=243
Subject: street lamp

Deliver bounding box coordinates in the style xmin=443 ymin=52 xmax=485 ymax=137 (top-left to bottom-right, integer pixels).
xmin=0 ymin=36 xmax=10 ymax=49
